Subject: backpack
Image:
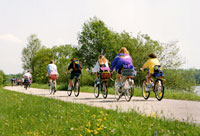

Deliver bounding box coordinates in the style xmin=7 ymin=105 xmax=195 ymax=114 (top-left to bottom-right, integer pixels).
xmin=73 ymin=60 xmax=82 ymax=71
xmin=153 ymin=65 xmax=164 ymax=77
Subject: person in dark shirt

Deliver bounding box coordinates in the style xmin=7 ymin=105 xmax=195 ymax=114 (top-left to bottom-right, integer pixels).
xmin=66 ymin=58 xmax=82 ymax=90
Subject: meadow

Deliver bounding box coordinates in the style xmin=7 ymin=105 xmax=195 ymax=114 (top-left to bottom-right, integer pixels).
xmin=0 ymin=87 xmax=199 ymax=136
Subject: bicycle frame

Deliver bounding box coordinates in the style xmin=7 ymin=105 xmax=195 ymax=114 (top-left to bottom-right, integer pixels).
xmin=114 ymin=75 xmax=135 ymax=102
xmin=67 ymin=76 xmax=81 ymax=97
xmin=94 ymin=72 xmax=110 ymax=99
xmin=49 ymin=79 xmax=56 ymax=94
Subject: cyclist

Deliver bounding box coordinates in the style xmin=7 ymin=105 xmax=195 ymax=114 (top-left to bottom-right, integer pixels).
xmin=23 ymin=71 xmax=32 ymax=87
xmin=111 ymin=47 xmax=136 ymax=87
xmin=11 ymin=77 xmax=16 ymax=86
xmin=92 ymin=55 xmax=110 ymax=84
xmin=66 ymin=58 xmax=82 ymax=91
xmin=46 ymin=60 xmax=59 ymax=89
xmin=140 ymin=53 xmax=161 ymax=90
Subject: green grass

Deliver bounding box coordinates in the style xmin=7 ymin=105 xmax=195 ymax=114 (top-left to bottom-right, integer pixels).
xmin=0 ymin=88 xmax=200 ymax=136
xmin=30 ymin=83 xmax=200 ymax=101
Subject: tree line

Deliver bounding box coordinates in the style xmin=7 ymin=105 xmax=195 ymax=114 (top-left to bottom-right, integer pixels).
xmin=21 ymin=17 xmax=198 ymax=92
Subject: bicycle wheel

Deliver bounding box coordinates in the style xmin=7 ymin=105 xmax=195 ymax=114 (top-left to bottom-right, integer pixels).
xmin=102 ymin=82 xmax=108 ymax=99
xmin=142 ymin=80 xmax=150 ymax=100
xmin=49 ymin=80 xmax=55 ymax=94
xmin=124 ymin=79 xmax=133 ymax=102
xmin=25 ymin=84 xmax=28 ymax=90
xmin=154 ymin=79 xmax=164 ymax=101
xmin=114 ymin=80 xmax=122 ymax=101
xmin=67 ymin=83 xmax=72 ymax=96
xmin=74 ymin=79 xmax=80 ymax=97
xmin=94 ymin=83 xmax=100 ymax=98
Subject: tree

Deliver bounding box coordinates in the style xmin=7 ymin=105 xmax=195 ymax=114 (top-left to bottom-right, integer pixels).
xmin=31 ymin=48 xmax=53 ymax=83
xmin=22 ymin=34 xmax=42 ymax=72
xmin=31 ymin=44 xmax=75 ymax=83
xmin=158 ymin=41 xmax=184 ymax=69
xmin=51 ymin=44 xmax=75 ymax=83
xmin=164 ymin=69 xmax=195 ymax=92
xmin=0 ymin=70 xmax=6 ymax=85
xmin=77 ymin=17 xmax=117 ymax=68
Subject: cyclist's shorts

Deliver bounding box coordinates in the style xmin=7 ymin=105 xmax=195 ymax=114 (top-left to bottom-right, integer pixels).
xmin=24 ymin=78 xmax=30 ymax=83
xmin=70 ymin=72 xmax=81 ymax=79
xmin=117 ymin=68 xmax=123 ymax=74
xmin=50 ymin=74 xmax=59 ymax=80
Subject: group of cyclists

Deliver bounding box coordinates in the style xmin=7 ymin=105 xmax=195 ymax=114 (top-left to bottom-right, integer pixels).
xmin=11 ymin=71 xmax=33 ymax=88
xmin=45 ymin=47 xmax=163 ymax=95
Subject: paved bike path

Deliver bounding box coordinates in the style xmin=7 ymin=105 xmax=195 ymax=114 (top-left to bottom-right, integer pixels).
xmin=4 ymin=86 xmax=200 ymax=124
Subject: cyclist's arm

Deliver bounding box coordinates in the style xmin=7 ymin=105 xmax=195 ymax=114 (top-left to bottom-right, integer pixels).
xmin=66 ymin=63 xmax=72 ymax=74
xmin=141 ymin=60 xmax=150 ymax=71
xmin=92 ymin=61 xmax=100 ymax=73
xmin=111 ymin=57 xmax=118 ymax=71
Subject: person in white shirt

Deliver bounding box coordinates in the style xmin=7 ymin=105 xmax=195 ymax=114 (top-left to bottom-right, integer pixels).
xmin=92 ymin=55 xmax=110 ymax=84
xmin=46 ymin=60 xmax=59 ymax=88
xmin=23 ymin=71 xmax=32 ymax=85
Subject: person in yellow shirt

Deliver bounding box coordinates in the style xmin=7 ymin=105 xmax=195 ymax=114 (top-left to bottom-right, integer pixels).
xmin=140 ymin=53 xmax=160 ymax=89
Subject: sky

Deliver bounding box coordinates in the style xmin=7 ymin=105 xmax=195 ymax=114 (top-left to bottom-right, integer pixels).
xmin=0 ymin=0 xmax=200 ymax=74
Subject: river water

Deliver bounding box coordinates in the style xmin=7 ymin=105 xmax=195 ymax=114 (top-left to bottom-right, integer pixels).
xmin=194 ymin=86 xmax=200 ymax=96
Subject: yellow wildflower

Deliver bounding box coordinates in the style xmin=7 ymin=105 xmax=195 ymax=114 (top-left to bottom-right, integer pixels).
xmin=152 ymin=112 xmax=156 ymax=118
xmin=97 ymin=119 xmax=102 ymax=122
xmin=94 ymin=130 xmax=98 ymax=134
xmin=92 ymin=114 xmax=96 ymax=118
xmin=97 ymin=127 xmax=102 ymax=131
xmin=87 ymin=121 xmax=91 ymax=127
xmin=147 ymin=114 xmax=151 ymax=117
xmin=87 ymin=129 xmax=93 ymax=133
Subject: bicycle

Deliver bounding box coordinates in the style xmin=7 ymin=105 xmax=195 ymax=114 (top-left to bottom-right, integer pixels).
xmin=142 ymin=67 xmax=165 ymax=101
xmin=24 ymin=78 xmax=30 ymax=90
xmin=94 ymin=71 xmax=111 ymax=99
xmin=48 ymin=74 xmax=58 ymax=95
xmin=114 ymin=69 xmax=136 ymax=102
xmin=67 ymin=75 xmax=81 ymax=97
xmin=49 ymin=79 xmax=56 ymax=94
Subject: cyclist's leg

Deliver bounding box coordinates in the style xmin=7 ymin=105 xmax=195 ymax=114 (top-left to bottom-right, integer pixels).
xmin=68 ymin=73 xmax=74 ymax=90
xmin=74 ymin=73 xmax=81 ymax=79
xmin=96 ymin=72 xmax=100 ymax=84
xmin=146 ymin=73 xmax=152 ymax=84
xmin=54 ymin=79 xmax=57 ymax=88
xmin=116 ymin=68 xmax=122 ymax=82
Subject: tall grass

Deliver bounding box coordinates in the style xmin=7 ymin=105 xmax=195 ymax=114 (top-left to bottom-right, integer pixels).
xmin=0 ymin=88 xmax=199 ymax=135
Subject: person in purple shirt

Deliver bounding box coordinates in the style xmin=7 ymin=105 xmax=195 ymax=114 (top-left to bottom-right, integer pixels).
xmin=111 ymin=47 xmax=135 ymax=85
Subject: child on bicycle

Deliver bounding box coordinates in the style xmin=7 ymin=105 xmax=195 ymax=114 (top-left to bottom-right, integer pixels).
xmin=66 ymin=58 xmax=82 ymax=91
xmin=46 ymin=60 xmax=59 ymax=89
xmin=92 ymin=55 xmax=110 ymax=84
xmin=111 ymin=47 xmax=136 ymax=87
xmin=140 ymin=53 xmax=161 ymax=90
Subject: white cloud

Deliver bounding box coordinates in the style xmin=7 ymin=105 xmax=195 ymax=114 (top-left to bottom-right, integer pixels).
xmin=0 ymin=34 xmax=23 ymax=44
